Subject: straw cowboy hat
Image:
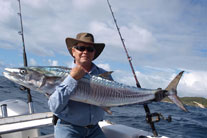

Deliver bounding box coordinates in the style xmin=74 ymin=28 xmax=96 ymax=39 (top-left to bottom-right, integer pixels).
xmin=65 ymin=33 xmax=105 ymax=60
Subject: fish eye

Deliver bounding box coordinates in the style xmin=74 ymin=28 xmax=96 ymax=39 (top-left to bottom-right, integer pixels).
xmin=20 ymin=69 xmax=27 ymax=75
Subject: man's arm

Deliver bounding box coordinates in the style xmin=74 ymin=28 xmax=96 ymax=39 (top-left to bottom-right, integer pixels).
xmin=48 ymin=65 xmax=86 ymax=114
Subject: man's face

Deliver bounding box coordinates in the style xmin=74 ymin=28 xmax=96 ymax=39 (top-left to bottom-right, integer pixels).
xmin=72 ymin=42 xmax=96 ymax=65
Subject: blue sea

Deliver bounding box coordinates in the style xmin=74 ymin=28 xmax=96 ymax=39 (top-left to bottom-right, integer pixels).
xmin=0 ymin=76 xmax=206 ymax=138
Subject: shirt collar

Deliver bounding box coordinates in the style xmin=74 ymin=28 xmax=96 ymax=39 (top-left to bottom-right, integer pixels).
xmin=89 ymin=63 xmax=97 ymax=74
xmin=72 ymin=62 xmax=97 ymax=74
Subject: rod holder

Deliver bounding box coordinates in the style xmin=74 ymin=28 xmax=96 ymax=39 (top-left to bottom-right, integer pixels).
xmin=28 ymin=102 xmax=34 ymax=114
xmin=1 ymin=104 xmax=8 ymax=117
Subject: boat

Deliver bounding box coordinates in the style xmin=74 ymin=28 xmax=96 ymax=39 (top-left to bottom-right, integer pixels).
xmin=0 ymin=99 xmax=168 ymax=138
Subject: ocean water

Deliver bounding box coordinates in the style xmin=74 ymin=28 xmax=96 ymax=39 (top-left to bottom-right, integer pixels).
xmin=0 ymin=76 xmax=206 ymax=138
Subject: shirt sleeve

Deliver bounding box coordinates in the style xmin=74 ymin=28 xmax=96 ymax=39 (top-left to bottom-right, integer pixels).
xmin=48 ymin=75 xmax=78 ymax=114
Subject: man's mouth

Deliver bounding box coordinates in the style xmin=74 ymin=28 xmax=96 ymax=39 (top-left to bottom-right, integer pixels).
xmin=81 ymin=56 xmax=89 ymax=59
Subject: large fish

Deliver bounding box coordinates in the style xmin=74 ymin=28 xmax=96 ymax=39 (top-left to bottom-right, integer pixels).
xmin=3 ymin=66 xmax=188 ymax=112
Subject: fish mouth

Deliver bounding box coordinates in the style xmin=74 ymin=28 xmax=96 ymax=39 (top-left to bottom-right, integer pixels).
xmin=4 ymin=68 xmax=20 ymax=73
xmin=3 ymin=68 xmax=28 ymax=88
xmin=2 ymin=71 xmax=10 ymax=79
xmin=3 ymin=68 xmax=20 ymax=80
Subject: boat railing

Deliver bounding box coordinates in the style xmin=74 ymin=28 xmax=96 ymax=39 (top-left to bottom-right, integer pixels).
xmin=0 ymin=112 xmax=53 ymax=134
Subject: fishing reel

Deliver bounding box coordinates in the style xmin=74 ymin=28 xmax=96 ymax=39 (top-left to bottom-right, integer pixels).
xmin=143 ymin=104 xmax=172 ymax=137
xmin=146 ymin=112 xmax=172 ymax=123
xmin=19 ymin=85 xmax=29 ymax=91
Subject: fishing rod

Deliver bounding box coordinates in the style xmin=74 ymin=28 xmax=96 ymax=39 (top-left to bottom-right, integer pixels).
xmin=17 ymin=0 xmax=34 ymax=114
xmin=106 ymin=0 xmax=141 ymax=89
xmin=106 ymin=0 xmax=162 ymax=136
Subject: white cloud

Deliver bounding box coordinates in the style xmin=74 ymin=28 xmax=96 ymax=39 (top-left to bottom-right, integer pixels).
xmin=0 ymin=0 xmax=14 ymax=22
xmin=23 ymin=0 xmax=50 ymax=8
xmin=112 ymin=69 xmax=136 ymax=86
xmin=72 ymin=0 xmax=96 ymax=10
xmin=112 ymin=68 xmax=207 ymax=98
xmin=97 ymin=63 xmax=111 ymax=71
xmin=180 ymin=70 xmax=207 ymax=97
xmin=48 ymin=59 xmax=58 ymax=66
xmin=89 ymin=21 xmax=157 ymax=53
xmin=29 ymin=58 xmax=37 ymax=66
xmin=89 ymin=21 xmax=120 ymax=46
xmin=121 ymin=24 xmax=157 ymax=52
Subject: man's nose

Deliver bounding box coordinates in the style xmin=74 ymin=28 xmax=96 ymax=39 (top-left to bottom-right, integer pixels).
xmin=83 ymin=49 xmax=89 ymax=53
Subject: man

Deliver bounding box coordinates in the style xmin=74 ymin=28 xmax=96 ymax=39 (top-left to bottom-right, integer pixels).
xmin=48 ymin=33 xmax=112 ymax=138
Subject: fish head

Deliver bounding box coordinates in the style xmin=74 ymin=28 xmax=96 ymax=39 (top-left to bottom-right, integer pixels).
xmin=3 ymin=67 xmax=48 ymax=91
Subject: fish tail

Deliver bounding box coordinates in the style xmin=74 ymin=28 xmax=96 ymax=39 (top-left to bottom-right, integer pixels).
xmin=165 ymin=71 xmax=188 ymax=112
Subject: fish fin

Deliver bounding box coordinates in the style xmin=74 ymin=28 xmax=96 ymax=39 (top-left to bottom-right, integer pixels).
xmin=102 ymin=107 xmax=112 ymax=115
xmin=165 ymin=71 xmax=188 ymax=112
xmin=98 ymin=71 xmax=113 ymax=80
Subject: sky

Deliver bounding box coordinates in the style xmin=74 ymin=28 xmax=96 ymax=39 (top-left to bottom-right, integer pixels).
xmin=0 ymin=0 xmax=206 ymax=97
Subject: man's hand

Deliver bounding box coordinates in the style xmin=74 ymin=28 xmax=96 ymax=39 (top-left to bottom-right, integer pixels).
xmin=70 ymin=65 xmax=87 ymax=80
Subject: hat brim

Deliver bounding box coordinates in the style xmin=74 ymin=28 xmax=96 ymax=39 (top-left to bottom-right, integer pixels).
xmin=65 ymin=37 xmax=105 ymax=60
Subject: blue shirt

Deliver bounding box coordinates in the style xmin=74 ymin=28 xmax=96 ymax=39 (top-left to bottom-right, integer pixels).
xmin=48 ymin=63 xmax=112 ymax=126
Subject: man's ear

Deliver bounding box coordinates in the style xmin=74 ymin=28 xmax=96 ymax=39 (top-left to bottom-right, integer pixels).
xmin=71 ymin=48 xmax=75 ymax=56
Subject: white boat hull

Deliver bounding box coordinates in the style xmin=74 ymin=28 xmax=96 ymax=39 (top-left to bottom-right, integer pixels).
xmin=0 ymin=99 xmax=168 ymax=138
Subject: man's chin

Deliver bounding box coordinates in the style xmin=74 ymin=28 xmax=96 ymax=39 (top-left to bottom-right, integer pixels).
xmin=79 ymin=59 xmax=91 ymax=65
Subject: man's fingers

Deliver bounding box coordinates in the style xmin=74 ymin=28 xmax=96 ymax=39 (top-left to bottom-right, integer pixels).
xmin=70 ymin=65 xmax=86 ymax=80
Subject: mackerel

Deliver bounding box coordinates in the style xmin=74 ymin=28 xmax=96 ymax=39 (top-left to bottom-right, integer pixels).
xmin=3 ymin=66 xmax=188 ymax=112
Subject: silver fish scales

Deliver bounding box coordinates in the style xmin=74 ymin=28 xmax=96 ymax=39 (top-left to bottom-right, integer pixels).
xmin=3 ymin=66 xmax=188 ymax=111
xmin=72 ymin=75 xmax=155 ymax=107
